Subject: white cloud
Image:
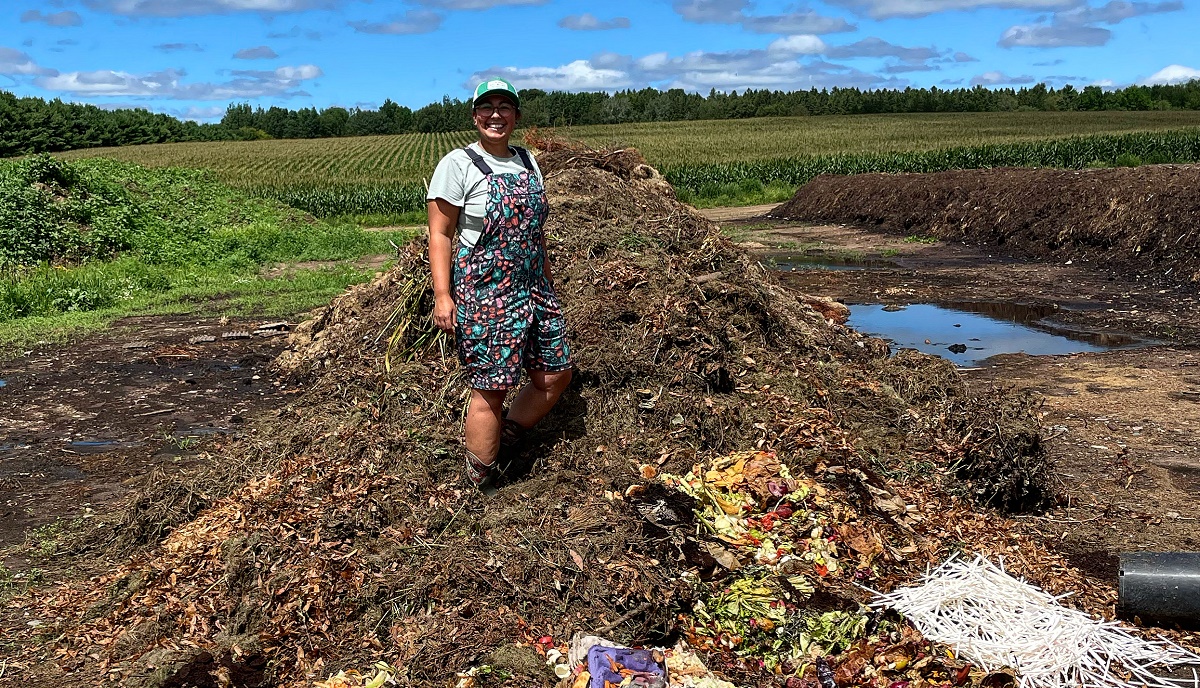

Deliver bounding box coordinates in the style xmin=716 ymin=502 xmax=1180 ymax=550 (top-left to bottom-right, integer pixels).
xmin=970 ymin=70 xmax=1036 ymax=85
xmin=349 ymin=10 xmax=442 ymax=34
xmin=954 ymin=51 xmax=980 ymax=62
xmin=473 ymin=60 xmax=635 ymax=91
xmin=20 ymin=10 xmax=84 ymax=26
xmin=824 ymin=0 xmax=1076 ymax=19
xmin=767 ymin=35 xmax=828 ymax=55
xmin=558 ymin=13 xmax=631 ymax=30
xmin=234 ymin=45 xmax=279 ymax=59
xmin=998 ymin=0 xmax=1181 ymax=48
xmin=1090 ymin=78 xmax=1115 ymax=87
xmin=999 ymin=22 xmax=1110 ymax=46
xmin=35 ymin=64 xmax=322 ymax=99
xmin=1142 ymin=64 xmax=1200 ymax=85
xmin=470 ymin=42 xmax=904 ymax=96
xmin=0 ymin=47 xmax=57 ymax=76
xmin=81 ymin=0 xmax=339 ymax=16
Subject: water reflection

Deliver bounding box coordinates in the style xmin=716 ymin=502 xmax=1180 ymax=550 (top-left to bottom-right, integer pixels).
xmin=763 ymin=253 xmax=897 ymax=272
xmin=68 ymin=440 xmax=143 ymax=454
xmin=849 ymin=303 xmax=1141 ymax=367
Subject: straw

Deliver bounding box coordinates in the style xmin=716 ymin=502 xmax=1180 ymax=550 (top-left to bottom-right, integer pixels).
xmin=872 ymin=555 xmax=1200 ymax=688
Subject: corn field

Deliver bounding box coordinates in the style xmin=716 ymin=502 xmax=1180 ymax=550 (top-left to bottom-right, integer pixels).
xmin=568 ymin=110 xmax=1200 ymax=166
xmin=663 ymin=128 xmax=1200 ymax=196
xmin=54 ymin=112 xmax=1200 ymax=215
xmin=59 ymin=130 xmax=476 ymax=189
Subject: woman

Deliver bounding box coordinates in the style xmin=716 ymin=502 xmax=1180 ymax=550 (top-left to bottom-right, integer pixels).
xmin=426 ymin=77 xmax=573 ymax=494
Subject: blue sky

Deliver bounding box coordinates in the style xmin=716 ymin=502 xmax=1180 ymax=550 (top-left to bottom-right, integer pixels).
xmin=2 ymin=0 xmax=1198 ymax=122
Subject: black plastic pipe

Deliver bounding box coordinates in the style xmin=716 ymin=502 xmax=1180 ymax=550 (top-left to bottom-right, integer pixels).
xmin=1119 ymin=552 xmax=1200 ymax=626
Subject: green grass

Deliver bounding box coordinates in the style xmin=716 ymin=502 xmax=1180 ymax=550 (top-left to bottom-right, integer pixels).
xmin=675 ymin=178 xmax=797 ymax=208
xmin=0 ymin=256 xmax=407 ymax=357
xmin=0 ymin=154 xmax=419 ymax=355
xmin=322 ymin=209 xmax=429 ymax=228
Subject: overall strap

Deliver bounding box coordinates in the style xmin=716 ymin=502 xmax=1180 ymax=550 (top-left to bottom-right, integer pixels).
xmin=511 ymin=145 xmax=535 ymax=173
xmin=462 ymin=146 xmax=493 ymax=176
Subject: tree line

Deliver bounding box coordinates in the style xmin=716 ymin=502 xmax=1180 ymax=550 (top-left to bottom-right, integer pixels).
xmin=4 ymin=80 xmax=1200 ymax=157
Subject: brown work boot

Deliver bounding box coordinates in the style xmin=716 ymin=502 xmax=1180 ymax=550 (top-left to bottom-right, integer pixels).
xmin=463 ymin=448 xmax=499 ymax=496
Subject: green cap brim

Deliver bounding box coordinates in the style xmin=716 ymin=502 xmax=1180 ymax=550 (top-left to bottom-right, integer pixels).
xmin=473 ymin=89 xmax=520 ymax=109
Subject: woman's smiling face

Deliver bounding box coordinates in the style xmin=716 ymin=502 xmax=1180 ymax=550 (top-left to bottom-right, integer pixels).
xmin=473 ymin=94 xmax=519 ymax=146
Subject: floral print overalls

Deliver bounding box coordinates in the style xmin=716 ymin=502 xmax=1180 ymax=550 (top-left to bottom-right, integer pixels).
xmin=452 ymin=146 xmax=572 ymax=390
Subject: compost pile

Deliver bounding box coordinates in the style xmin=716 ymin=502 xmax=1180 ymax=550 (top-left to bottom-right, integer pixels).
xmin=772 ymin=165 xmax=1200 ymax=282
xmin=11 ymin=147 xmax=1091 ymax=688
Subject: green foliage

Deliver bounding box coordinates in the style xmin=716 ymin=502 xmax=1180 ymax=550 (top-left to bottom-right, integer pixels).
xmin=0 ymin=155 xmax=406 ymax=324
xmin=254 ymin=183 xmax=427 ymax=218
xmin=0 ymin=154 xmax=308 ymax=266
xmin=668 ymin=127 xmax=1200 ymax=205
xmin=1115 ymin=152 xmax=1143 ymax=167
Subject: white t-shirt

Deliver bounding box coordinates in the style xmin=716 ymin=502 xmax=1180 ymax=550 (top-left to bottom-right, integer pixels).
xmin=426 ymin=142 xmax=544 ymax=248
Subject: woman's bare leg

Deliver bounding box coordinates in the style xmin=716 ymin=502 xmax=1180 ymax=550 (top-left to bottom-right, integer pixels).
xmin=506 ymin=368 xmax=573 ymax=430
xmin=465 ymin=388 xmax=507 ymax=465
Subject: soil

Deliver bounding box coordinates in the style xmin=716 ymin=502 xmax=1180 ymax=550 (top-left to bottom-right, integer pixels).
xmin=0 ymin=315 xmax=295 ymax=551
xmin=3 ymin=157 xmax=1197 ymax=687
xmin=706 ymin=205 xmax=1200 ymax=576
xmin=773 ymin=165 xmax=1200 ymax=283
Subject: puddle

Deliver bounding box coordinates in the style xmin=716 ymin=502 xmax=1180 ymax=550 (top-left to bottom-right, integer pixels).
xmin=764 ymin=254 xmax=896 ymax=272
xmin=0 ymin=379 xmax=6 ymax=388
xmin=68 ymin=439 xmax=144 ymax=454
xmin=0 ymin=455 xmax=86 ymax=481
xmin=849 ymin=302 xmax=1140 ymax=367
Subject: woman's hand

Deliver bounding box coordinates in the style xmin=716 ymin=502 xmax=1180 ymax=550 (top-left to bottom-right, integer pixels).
xmin=433 ymin=293 xmax=455 ymax=333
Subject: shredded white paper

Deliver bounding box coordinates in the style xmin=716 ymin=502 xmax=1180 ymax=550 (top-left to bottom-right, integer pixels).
xmin=871 ymin=555 xmax=1200 ymax=688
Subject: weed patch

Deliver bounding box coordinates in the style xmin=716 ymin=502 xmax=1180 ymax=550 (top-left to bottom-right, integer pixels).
xmin=0 ymin=155 xmax=407 ymax=343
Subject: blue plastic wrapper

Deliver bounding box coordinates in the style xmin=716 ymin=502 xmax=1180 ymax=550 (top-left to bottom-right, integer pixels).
xmin=587 ymin=646 xmax=667 ymax=687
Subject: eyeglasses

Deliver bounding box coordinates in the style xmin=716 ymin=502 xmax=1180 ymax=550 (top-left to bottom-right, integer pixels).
xmin=474 ymin=103 xmax=516 ymax=117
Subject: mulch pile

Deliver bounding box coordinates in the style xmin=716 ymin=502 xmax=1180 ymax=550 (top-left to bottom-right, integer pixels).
xmin=4 ymin=145 xmax=1104 ymax=688
xmin=772 ymin=165 xmax=1200 ymax=282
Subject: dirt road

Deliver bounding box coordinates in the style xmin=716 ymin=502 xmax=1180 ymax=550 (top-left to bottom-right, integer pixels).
xmin=706 ymin=203 xmax=1200 ymax=573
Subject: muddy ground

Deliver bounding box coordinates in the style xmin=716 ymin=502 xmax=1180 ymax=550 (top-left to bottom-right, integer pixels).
xmin=0 ymin=316 xmax=295 ymax=554
xmin=725 ymin=207 xmax=1200 ymax=578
